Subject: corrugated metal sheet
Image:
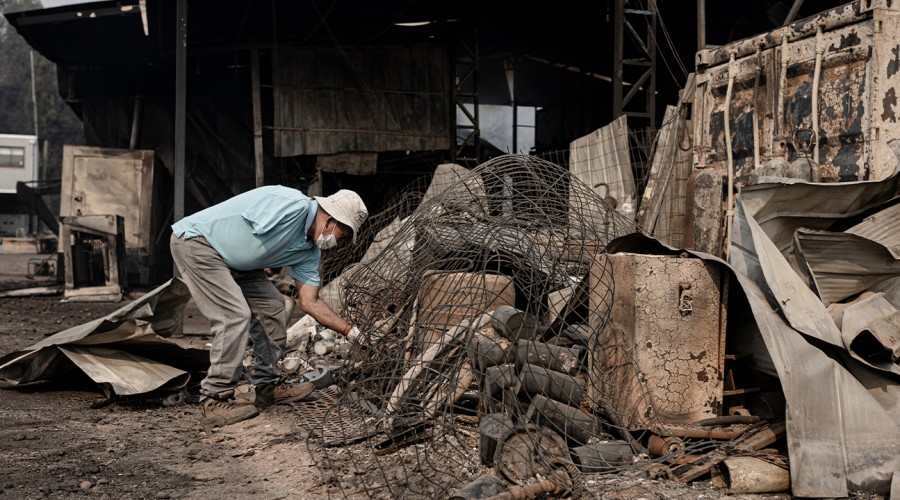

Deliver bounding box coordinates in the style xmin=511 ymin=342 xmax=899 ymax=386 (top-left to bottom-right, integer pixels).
xmin=793 ymin=228 xmax=900 ymax=305
xmin=739 ymin=164 xmax=900 ymax=256
xmin=838 ymin=293 xmax=900 ymax=375
xmin=847 ymin=201 xmax=900 ymax=259
xmin=731 ymin=199 xmax=844 ymax=349
xmin=569 ymin=115 xmax=637 ymax=222
xmin=638 ymin=74 xmax=695 ymax=247
xmin=273 ymin=45 xmax=451 ymax=157
xmin=729 ymin=195 xmax=900 ymax=497
xmin=0 ymin=279 xmax=209 ymax=396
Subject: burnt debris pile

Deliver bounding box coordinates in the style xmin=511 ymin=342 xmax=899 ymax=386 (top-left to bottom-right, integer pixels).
xmin=309 ymin=155 xmax=742 ymax=498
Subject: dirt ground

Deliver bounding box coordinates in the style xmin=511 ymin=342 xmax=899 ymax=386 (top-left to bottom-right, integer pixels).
xmin=0 ymin=252 xmax=883 ymax=500
xmin=0 ymin=253 xmax=337 ymax=499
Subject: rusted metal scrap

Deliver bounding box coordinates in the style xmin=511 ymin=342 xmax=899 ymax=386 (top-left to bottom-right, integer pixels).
xmin=672 ymin=420 xmax=787 ymax=483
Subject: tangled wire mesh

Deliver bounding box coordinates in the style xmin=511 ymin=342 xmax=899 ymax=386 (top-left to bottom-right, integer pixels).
xmin=305 ymin=154 xmax=733 ymax=499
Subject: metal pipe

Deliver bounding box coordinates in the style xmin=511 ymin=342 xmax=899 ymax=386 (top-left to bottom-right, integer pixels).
xmin=783 ymin=0 xmax=805 ymax=26
xmin=724 ymin=53 xmax=736 ymax=259
xmin=812 ymin=26 xmax=824 ymax=164
xmin=29 ymin=50 xmax=40 ymax=235
xmin=696 ymin=1 xmax=853 ymax=68
xmin=661 ymin=426 xmax=747 ymax=440
xmin=752 ymin=46 xmax=762 ymax=169
xmin=613 ymin=0 xmax=624 ymax=117
xmin=778 ymin=37 xmax=788 ymax=138
xmin=174 ymin=0 xmax=187 ymax=221
xmin=695 ymin=415 xmax=761 ymax=426
xmin=697 ymin=0 xmax=705 ymax=51
xmin=29 ymin=51 xmax=39 ymax=139
xmin=251 ymin=48 xmax=264 ymax=187
xmin=647 ymin=434 xmax=686 ymax=458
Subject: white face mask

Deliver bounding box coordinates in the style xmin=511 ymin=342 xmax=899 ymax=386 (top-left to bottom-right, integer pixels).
xmin=316 ymin=225 xmax=338 ymax=250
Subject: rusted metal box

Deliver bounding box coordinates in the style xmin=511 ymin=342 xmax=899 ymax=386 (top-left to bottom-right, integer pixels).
xmin=59 ymin=146 xmax=161 ymax=286
xmin=416 ymin=271 xmax=515 ymax=345
xmin=693 ymin=0 xmax=900 ymax=184
xmin=61 ymin=214 xmax=126 ymax=302
xmin=587 ymin=253 xmax=726 ymax=428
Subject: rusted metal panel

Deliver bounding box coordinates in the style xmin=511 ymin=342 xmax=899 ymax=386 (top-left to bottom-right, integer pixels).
xmin=569 ymin=115 xmax=637 ymax=223
xmin=696 ymin=2 xmax=873 ymax=68
xmin=588 ymin=252 xmax=724 ymax=428
xmin=59 ymin=145 xmax=160 ymax=286
xmin=613 ymin=231 xmax=900 ymax=497
xmin=273 ymin=45 xmax=451 ymax=156
xmin=847 ymin=201 xmax=900 ymax=257
xmin=694 ymin=0 xmax=900 ymax=185
xmin=638 ymin=72 xmax=695 ymax=248
xmin=868 ymin=0 xmax=900 ymax=180
xmin=685 ymin=167 xmax=724 ymax=256
xmin=793 ymin=228 xmax=900 ymax=305
xmin=728 ymin=197 xmax=900 ymax=497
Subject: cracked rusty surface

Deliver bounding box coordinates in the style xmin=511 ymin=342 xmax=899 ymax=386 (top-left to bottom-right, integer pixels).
xmin=588 ymin=253 xmax=724 ymax=428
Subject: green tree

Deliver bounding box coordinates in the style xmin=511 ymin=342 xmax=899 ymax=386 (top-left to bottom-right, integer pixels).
xmin=0 ymin=0 xmax=83 ymax=183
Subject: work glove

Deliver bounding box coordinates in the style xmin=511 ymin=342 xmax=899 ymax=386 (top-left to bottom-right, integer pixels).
xmin=346 ymin=325 xmax=361 ymax=344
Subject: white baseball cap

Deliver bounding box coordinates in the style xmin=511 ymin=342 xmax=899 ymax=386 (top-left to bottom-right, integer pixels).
xmin=314 ymin=190 xmax=368 ymax=244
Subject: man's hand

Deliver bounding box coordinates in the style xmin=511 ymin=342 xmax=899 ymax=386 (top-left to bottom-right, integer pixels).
xmin=296 ymin=280 xmax=353 ymax=335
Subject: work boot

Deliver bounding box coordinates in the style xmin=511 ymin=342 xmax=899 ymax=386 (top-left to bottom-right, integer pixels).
xmin=255 ymin=381 xmax=315 ymax=409
xmin=201 ymin=391 xmax=259 ymax=427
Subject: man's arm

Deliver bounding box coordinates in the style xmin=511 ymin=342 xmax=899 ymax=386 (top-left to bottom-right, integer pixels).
xmin=295 ymin=280 xmax=353 ymax=337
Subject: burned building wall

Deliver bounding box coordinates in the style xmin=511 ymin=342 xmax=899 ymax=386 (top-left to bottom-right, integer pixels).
xmin=693 ymin=0 xmax=900 ymax=185
xmin=272 ymin=45 xmax=452 ymax=157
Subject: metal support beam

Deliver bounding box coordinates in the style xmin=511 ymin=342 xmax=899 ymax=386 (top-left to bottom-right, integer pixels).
xmin=29 ymin=50 xmax=40 ymax=235
xmin=452 ymin=29 xmax=480 ymax=165
xmin=613 ymin=0 xmax=624 ymax=119
xmin=174 ymin=0 xmax=187 ymax=221
xmin=697 ymin=0 xmax=706 ymax=50
xmin=613 ymin=0 xmax=658 ymax=129
xmin=505 ymin=58 xmax=517 ymax=153
xmin=783 ymin=0 xmax=805 ymax=25
xmin=251 ymin=48 xmax=264 ymax=187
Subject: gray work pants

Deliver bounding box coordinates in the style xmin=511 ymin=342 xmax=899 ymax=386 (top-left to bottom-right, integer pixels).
xmin=170 ymin=234 xmax=287 ymax=396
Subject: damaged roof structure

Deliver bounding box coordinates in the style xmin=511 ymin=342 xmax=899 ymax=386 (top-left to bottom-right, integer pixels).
xmin=1 ymin=0 xmax=900 ymax=499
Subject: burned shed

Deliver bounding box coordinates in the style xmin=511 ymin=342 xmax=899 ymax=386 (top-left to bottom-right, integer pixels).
xmin=3 ymin=1 xmax=898 ymax=499
xmin=2 ymin=0 xmax=856 ymax=285
xmin=4 ymin=0 xmax=638 ymax=213
xmin=2 ymin=1 xmax=848 ymax=203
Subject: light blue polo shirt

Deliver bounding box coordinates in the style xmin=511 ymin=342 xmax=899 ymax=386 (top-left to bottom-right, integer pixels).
xmin=171 ymin=185 xmax=322 ymax=286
